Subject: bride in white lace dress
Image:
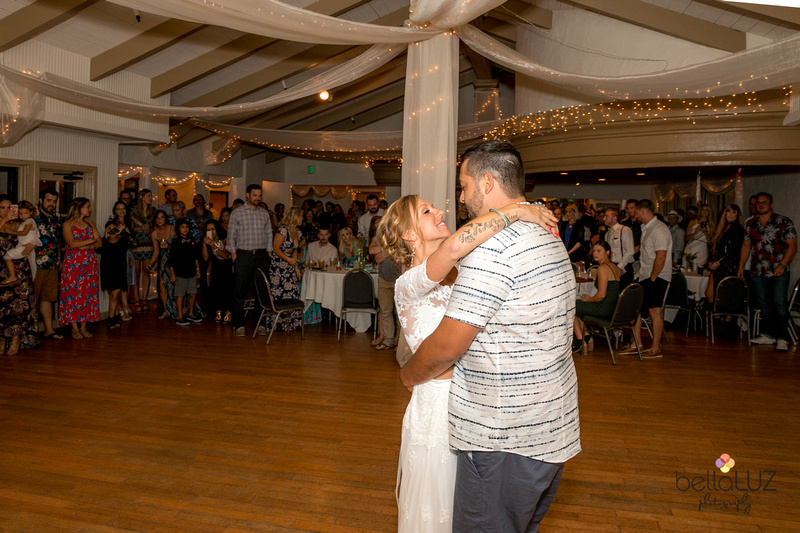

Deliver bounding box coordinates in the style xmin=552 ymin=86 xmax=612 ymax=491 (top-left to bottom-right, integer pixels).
xmin=377 ymin=195 xmax=555 ymax=533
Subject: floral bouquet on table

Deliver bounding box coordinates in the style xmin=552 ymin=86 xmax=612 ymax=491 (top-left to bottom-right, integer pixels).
xmin=683 ymin=251 xmax=697 ymax=270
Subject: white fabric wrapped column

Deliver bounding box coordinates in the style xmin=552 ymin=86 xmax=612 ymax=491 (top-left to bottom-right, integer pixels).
xmin=401 ymin=32 xmax=459 ymax=229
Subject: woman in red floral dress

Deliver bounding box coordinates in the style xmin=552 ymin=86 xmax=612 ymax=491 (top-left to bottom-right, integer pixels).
xmin=59 ymin=197 xmax=101 ymax=339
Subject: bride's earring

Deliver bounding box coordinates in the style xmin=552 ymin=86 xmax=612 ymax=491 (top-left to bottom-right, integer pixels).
xmin=410 ymin=242 xmax=416 ymax=264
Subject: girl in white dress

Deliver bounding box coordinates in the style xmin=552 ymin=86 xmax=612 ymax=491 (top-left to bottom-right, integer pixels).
xmin=378 ymin=195 xmax=554 ymax=533
xmin=684 ymin=203 xmax=715 ymax=269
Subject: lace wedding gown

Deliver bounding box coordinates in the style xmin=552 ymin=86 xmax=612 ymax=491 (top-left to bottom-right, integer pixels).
xmin=395 ymin=259 xmax=456 ymax=533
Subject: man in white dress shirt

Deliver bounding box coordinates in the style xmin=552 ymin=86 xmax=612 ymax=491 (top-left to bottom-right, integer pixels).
xmin=603 ymin=207 xmax=635 ymax=286
xmin=357 ymin=194 xmax=384 ymax=238
xmin=305 ymin=225 xmax=338 ymax=265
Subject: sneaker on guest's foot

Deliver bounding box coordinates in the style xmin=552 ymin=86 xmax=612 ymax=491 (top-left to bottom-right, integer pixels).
xmin=186 ymin=314 xmax=202 ymax=323
xmin=176 ymin=317 xmax=190 ymax=326
xmin=776 ymin=339 xmax=789 ymax=352
xmin=235 ymin=326 xmax=246 ymax=337
xmin=256 ymin=326 xmax=267 ymax=336
xmin=751 ymin=335 xmax=776 ymax=345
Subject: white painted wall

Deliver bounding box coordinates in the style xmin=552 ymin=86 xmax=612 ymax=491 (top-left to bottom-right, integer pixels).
xmin=531 ymin=183 xmax=653 ymax=202
xmin=0 ymin=40 xmax=169 ymax=142
xmin=516 ymin=6 xmax=728 ymax=114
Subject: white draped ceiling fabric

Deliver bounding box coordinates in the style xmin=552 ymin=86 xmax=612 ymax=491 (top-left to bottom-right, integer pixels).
xmin=0 ymin=0 xmax=797 ymax=219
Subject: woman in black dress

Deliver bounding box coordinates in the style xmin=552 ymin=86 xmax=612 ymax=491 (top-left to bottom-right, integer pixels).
xmin=100 ymin=220 xmax=131 ymax=330
xmin=704 ymin=204 xmax=744 ymax=302
xmin=573 ymin=241 xmax=622 ymax=351
xmin=201 ymin=220 xmax=234 ymax=324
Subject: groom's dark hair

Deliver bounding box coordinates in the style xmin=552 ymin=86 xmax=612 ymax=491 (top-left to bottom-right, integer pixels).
xmin=460 ymin=140 xmax=525 ymax=198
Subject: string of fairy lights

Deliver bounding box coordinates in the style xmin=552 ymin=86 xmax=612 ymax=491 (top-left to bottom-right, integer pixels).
xmin=485 ymin=87 xmax=792 ymax=140
xmin=117 ymin=166 xmax=235 ymax=189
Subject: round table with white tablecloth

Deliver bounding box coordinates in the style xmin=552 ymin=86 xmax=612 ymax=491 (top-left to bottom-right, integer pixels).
xmin=664 ymin=269 xmax=710 ymax=323
xmin=300 ymin=268 xmax=379 ymax=333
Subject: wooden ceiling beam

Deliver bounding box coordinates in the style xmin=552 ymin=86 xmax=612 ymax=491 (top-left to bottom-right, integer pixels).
xmin=569 ymin=0 xmax=746 ymax=52
xmin=91 ymin=19 xmax=205 ymax=80
xmin=241 ymin=61 xmax=474 ymax=160
xmin=180 ymin=45 xmax=354 ymax=107
xmin=149 ymin=0 xmax=372 ymax=97
xmin=255 ymin=69 xmax=477 ymax=163
xmin=179 ymin=7 xmax=410 ymax=107
xmin=0 ymin=0 xmax=100 ymax=53
xmin=177 ymin=56 xmax=410 ymax=149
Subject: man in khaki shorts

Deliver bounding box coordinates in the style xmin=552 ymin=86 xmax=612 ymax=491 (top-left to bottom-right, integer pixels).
xmin=35 ymin=187 xmax=62 ymax=339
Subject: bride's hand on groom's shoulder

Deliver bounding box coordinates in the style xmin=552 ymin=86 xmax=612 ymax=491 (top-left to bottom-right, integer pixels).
xmin=515 ymin=203 xmax=559 ymax=236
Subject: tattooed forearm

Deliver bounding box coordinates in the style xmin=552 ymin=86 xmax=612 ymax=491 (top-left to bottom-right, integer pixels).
xmin=458 ymin=217 xmax=504 ymax=244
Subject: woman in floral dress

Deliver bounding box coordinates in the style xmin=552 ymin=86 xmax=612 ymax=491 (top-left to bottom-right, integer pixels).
xmin=59 ymin=197 xmax=101 ymax=339
xmin=129 ymin=189 xmax=155 ymax=311
xmin=0 ymin=195 xmax=38 ymax=354
xmin=267 ymin=207 xmax=305 ymax=332
xmin=148 ymin=210 xmax=175 ymax=319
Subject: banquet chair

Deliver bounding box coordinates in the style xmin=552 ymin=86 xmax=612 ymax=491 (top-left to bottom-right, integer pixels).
xmin=582 ymin=283 xmax=645 ymax=365
xmin=643 ymin=280 xmax=671 ymax=345
xmin=709 ymin=276 xmax=750 ymax=346
xmin=787 ymin=278 xmax=800 ymax=345
xmin=338 ymin=270 xmax=378 ymax=341
xmin=663 ymin=271 xmax=703 ymax=336
xmin=254 ymin=268 xmax=305 ymax=345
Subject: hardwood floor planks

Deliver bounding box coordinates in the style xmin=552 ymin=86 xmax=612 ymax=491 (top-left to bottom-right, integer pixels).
xmin=0 ymin=311 xmax=797 ymax=531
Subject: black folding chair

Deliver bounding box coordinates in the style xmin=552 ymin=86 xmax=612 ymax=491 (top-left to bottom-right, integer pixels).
xmin=663 ymin=271 xmax=704 ymax=337
xmin=254 ymin=268 xmax=305 ymax=345
xmin=788 ymin=278 xmax=800 ymax=345
xmin=337 ymin=270 xmax=378 ymax=341
xmin=582 ymin=283 xmax=645 ymax=365
xmin=709 ymin=276 xmax=750 ymax=345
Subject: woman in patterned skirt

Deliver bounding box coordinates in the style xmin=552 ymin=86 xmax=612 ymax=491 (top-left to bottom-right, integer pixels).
xmin=0 ymin=195 xmax=38 ymax=355
xmin=59 ymin=197 xmax=101 ymax=340
xmin=129 ymin=189 xmax=155 ymax=311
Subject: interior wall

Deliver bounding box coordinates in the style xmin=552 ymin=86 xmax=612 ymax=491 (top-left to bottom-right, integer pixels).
xmin=531 ymin=182 xmax=653 ymax=202
xmin=0 ymin=41 xmax=168 ymax=142
xmin=0 ymin=126 xmax=121 ymax=313
xmin=516 ymin=5 xmax=728 ymax=114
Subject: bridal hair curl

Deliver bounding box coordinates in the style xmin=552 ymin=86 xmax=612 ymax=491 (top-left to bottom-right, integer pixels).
xmin=377 ymin=195 xmax=422 ymax=269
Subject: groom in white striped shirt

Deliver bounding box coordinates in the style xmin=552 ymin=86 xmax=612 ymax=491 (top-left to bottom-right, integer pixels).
xmin=400 ymin=140 xmax=580 ymax=532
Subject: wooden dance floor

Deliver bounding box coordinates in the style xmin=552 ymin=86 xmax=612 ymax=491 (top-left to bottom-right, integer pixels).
xmin=0 ymin=312 xmax=798 ymax=532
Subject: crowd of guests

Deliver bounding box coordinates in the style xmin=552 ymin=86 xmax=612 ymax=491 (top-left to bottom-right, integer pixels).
xmin=545 ymin=194 xmax=796 ymax=355
xmin=0 ymin=184 xmax=793 ymax=357
xmin=1 ymin=186 xmax=400 ymax=352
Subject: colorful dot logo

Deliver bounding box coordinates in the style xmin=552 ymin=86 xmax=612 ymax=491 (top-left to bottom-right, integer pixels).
xmin=715 ymin=454 xmax=735 ymax=473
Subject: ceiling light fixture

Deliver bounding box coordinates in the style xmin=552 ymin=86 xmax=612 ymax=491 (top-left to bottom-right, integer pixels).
xmin=319 ymin=90 xmax=330 ymax=101
xmin=598 ymin=178 xmax=606 ymax=181
xmin=636 ymin=172 xmax=646 ymax=176
xmin=560 ymin=172 xmax=568 ymax=175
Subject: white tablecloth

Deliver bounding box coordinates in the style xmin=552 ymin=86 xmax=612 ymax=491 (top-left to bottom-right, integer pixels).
xmin=684 ymin=271 xmax=710 ymax=301
xmin=664 ymin=270 xmax=710 ymax=322
xmin=300 ymin=269 xmax=379 ymax=333
xmin=576 ymin=279 xmax=597 ymax=299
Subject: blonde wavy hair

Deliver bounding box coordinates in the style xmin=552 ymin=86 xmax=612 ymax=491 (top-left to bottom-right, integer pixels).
xmin=282 ymin=206 xmax=303 ymax=230
xmin=376 ymin=195 xmax=423 ymax=269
